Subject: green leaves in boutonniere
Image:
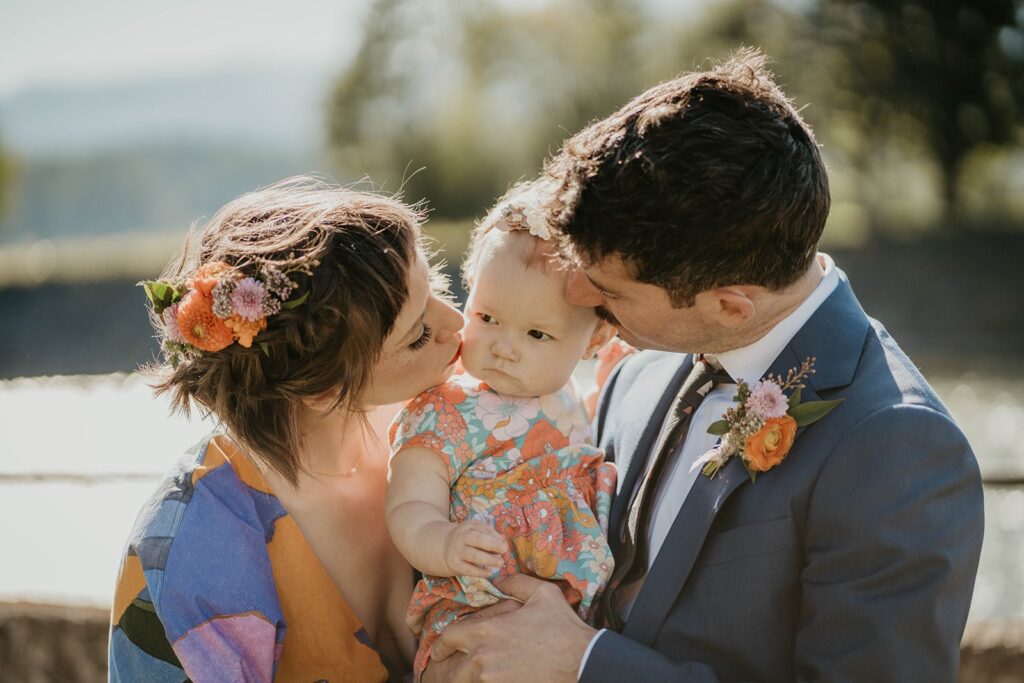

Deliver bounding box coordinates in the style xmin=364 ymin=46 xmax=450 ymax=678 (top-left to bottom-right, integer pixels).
xmin=693 ymin=357 xmax=843 ymax=480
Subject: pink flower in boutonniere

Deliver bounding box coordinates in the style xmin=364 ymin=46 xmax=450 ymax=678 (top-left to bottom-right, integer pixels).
xmin=692 ymin=357 xmax=843 ymax=481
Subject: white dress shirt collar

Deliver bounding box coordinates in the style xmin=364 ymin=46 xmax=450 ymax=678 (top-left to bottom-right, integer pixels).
xmin=705 ymin=253 xmax=839 ymax=387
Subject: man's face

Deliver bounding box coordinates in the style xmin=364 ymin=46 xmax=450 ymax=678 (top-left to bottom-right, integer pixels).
xmin=564 ymin=254 xmax=717 ymax=353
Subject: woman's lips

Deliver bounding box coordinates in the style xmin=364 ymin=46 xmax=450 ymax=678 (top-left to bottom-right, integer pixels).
xmin=447 ymin=341 xmax=462 ymax=366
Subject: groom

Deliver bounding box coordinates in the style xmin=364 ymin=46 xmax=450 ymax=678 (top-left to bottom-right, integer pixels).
xmin=427 ymin=50 xmax=984 ymax=682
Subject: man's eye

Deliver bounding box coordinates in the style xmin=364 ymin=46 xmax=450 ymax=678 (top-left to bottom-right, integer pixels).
xmin=527 ymin=330 xmax=551 ymax=341
xmin=409 ymin=322 xmax=432 ymax=350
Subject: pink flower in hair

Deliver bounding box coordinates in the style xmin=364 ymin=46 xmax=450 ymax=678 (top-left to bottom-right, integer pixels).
xmin=162 ymin=302 xmax=184 ymax=343
xmin=230 ymin=278 xmax=268 ymax=321
xmin=745 ymin=380 xmax=789 ymax=419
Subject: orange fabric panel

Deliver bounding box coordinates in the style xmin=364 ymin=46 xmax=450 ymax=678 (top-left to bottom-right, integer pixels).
xmin=268 ymin=514 xmax=389 ymax=682
xmin=111 ymin=552 xmax=147 ymax=625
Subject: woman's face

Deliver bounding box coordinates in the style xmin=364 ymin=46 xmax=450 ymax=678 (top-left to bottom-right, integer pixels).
xmin=362 ymin=254 xmax=465 ymax=406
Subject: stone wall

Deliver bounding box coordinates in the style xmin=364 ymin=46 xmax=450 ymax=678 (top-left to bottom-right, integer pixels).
xmin=1 ymin=602 xmax=1022 ymax=682
xmin=0 ymin=603 xmax=107 ymax=683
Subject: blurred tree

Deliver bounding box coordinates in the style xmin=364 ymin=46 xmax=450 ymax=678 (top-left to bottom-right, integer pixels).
xmin=0 ymin=134 xmax=14 ymax=221
xmin=809 ymin=0 xmax=1023 ymax=224
xmin=327 ymin=0 xmax=644 ymax=218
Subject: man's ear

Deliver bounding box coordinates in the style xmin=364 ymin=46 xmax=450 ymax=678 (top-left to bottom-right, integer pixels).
xmin=582 ymin=320 xmax=618 ymax=360
xmin=696 ymin=287 xmax=756 ymax=329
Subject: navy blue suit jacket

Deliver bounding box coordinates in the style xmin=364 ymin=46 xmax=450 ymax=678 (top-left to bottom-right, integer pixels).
xmin=582 ymin=270 xmax=984 ymax=682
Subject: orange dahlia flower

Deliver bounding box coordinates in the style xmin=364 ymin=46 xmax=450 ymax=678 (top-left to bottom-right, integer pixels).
xmin=224 ymin=314 xmax=267 ymax=348
xmin=191 ymin=261 xmax=233 ymax=296
xmin=744 ymin=415 xmax=798 ymax=472
xmin=176 ymin=291 xmax=234 ymax=352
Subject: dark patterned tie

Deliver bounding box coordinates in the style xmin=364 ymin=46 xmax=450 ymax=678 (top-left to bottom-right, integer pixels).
xmin=596 ymin=357 xmax=733 ymax=631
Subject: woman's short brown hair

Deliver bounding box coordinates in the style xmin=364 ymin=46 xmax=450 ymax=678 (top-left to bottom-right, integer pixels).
xmin=546 ymin=48 xmax=830 ymax=306
xmin=151 ymin=176 xmax=423 ymax=484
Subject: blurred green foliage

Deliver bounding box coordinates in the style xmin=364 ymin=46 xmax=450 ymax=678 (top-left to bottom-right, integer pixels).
xmin=327 ymin=0 xmax=1024 ymax=234
xmin=0 ymin=135 xmax=14 ymax=221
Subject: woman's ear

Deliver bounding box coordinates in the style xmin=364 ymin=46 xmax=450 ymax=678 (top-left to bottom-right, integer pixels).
xmin=582 ymin=321 xmax=618 ymax=360
xmin=301 ymin=388 xmax=342 ymax=414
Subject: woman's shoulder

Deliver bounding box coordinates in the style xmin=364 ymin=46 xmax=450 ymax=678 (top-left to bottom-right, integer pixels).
xmin=112 ymin=435 xmax=288 ymax=663
xmin=124 ymin=434 xmax=281 ymax=552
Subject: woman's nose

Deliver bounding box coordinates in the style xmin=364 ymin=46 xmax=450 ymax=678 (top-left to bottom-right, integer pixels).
xmin=565 ymin=269 xmax=605 ymax=307
xmin=432 ymin=298 xmax=465 ymax=343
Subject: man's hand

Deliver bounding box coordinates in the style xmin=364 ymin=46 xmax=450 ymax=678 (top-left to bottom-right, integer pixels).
xmin=430 ymin=574 xmax=597 ymax=683
xmin=443 ymin=520 xmax=507 ymax=577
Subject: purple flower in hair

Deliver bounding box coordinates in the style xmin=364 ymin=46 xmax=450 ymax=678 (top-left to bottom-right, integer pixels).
xmin=162 ymin=302 xmax=184 ymax=343
xmin=231 ymin=278 xmax=268 ymax=321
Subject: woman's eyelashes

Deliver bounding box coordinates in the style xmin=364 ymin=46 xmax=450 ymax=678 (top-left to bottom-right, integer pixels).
xmin=409 ymin=322 xmax=433 ymax=350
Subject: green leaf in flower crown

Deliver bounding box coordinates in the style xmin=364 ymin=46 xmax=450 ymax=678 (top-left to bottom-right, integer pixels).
xmin=281 ymin=291 xmax=309 ymax=310
xmin=140 ymin=281 xmax=182 ymax=315
xmin=259 ymin=342 xmax=270 ymax=357
xmin=789 ymin=398 xmax=844 ymax=427
xmin=707 ymin=420 xmax=731 ymax=436
xmin=788 ymin=386 xmax=802 ymax=409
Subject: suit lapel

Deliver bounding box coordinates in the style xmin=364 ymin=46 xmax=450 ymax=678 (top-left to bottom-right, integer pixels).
xmin=608 ymin=355 xmax=694 ymax=541
xmin=619 ymin=270 xmax=870 ymax=645
xmin=623 ymin=452 xmax=750 ymax=644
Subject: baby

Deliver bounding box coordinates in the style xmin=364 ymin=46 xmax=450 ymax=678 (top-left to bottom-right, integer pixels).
xmin=386 ymin=179 xmax=618 ymax=678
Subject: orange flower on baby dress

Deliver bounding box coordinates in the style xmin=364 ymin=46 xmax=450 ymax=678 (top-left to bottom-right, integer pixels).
xmin=744 ymin=416 xmax=798 ymax=472
xmin=176 ymin=291 xmax=234 ymax=352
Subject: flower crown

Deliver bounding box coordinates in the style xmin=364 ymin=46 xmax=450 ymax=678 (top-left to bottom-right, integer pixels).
xmin=141 ymin=258 xmax=315 ymax=366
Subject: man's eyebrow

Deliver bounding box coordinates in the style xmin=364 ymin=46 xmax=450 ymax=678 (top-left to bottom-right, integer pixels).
xmin=586 ymin=273 xmax=621 ymax=296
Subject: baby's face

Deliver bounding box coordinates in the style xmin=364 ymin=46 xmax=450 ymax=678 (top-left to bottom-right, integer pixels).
xmin=461 ymin=253 xmax=600 ymax=397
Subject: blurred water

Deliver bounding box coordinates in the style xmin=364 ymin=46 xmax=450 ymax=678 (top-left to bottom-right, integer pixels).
xmin=0 ymin=368 xmax=1021 ymax=621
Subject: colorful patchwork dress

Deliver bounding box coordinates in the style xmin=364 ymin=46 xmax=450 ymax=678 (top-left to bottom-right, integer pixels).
xmin=389 ymin=373 xmax=617 ymax=677
xmin=109 ymin=435 xmax=406 ymax=683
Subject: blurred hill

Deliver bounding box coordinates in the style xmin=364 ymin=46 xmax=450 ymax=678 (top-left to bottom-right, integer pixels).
xmin=0 ymin=65 xmax=329 ymax=157
xmin=0 ymin=65 xmax=333 ymax=243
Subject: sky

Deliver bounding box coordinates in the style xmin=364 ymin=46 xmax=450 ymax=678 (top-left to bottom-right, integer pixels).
xmin=0 ymin=0 xmax=365 ymax=96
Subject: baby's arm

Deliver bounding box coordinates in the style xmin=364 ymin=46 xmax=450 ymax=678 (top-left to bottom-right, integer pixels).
xmin=387 ymin=447 xmax=507 ymax=578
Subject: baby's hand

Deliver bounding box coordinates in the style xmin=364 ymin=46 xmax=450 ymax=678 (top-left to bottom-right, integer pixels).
xmin=443 ymin=520 xmax=507 ymax=578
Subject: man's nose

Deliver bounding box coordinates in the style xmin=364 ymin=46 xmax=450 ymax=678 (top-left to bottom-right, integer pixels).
xmin=566 ymin=270 xmax=605 ymax=307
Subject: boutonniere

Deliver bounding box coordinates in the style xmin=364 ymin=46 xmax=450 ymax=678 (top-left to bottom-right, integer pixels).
xmin=692 ymin=357 xmax=843 ymax=481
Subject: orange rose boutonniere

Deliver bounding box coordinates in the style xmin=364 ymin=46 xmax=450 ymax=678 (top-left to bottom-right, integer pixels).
xmin=692 ymin=357 xmax=842 ymax=481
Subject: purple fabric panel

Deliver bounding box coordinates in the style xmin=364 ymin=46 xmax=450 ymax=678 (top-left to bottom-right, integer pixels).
xmin=172 ymin=612 xmax=278 ymax=683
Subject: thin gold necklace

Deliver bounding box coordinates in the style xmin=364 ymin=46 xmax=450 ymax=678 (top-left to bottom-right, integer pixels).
xmin=305 ymin=448 xmax=364 ymax=478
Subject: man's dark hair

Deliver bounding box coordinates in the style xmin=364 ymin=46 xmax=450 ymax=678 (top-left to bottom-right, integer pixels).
xmin=546 ymin=48 xmax=830 ymax=306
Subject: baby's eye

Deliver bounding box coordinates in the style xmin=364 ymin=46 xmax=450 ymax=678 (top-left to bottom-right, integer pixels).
xmin=527 ymin=329 xmax=552 ymax=341
xmin=477 ymin=313 xmax=495 ymax=324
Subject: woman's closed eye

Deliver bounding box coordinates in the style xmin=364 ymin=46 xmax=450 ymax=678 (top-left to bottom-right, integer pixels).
xmin=409 ymin=322 xmax=432 ymax=350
